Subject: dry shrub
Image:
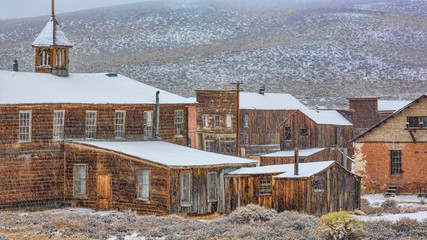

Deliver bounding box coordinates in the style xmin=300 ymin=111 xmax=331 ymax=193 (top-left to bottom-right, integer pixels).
xmin=364 ymin=218 xmax=427 ymax=239
xmin=381 ymin=199 xmax=400 ymax=214
xmin=0 ymin=235 xmax=8 ymax=240
xmin=317 ymin=211 xmax=365 ymax=240
xmin=360 ymin=198 xmax=377 ymax=215
xmin=226 ymin=204 xmax=277 ymax=223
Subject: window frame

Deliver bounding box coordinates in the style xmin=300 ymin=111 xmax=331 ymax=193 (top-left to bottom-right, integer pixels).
xmin=85 ymin=111 xmax=97 ymax=139
xmin=181 ymin=172 xmax=192 ymax=205
xmin=136 ymin=169 xmax=150 ymax=201
xmin=313 ymin=176 xmax=324 ymax=192
xmin=207 ymin=172 xmax=218 ymax=202
xmin=73 ymin=164 xmax=87 ymax=197
xmin=259 ymin=179 xmax=272 ymax=196
xmin=214 ymin=115 xmax=220 ymax=128
xmin=299 ymin=128 xmax=308 ymax=136
xmin=114 ymin=110 xmax=126 ymax=139
xmin=19 ymin=111 xmax=32 ymax=143
xmin=143 ymin=111 xmax=153 ymax=138
xmin=284 ymin=126 xmax=292 ymax=141
xmin=175 ymin=110 xmax=184 ymax=137
xmin=244 ymin=114 xmax=249 ymax=128
xmin=53 ymin=110 xmax=65 ymax=141
xmin=226 ymin=115 xmax=232 ymax=128
xmin=203 ymin=114 xmax=209 ymax=128
xmin=391 ymin=150 xmax=402 ymax=175
xmin=407 ymin=116 xmax=427 ymax=128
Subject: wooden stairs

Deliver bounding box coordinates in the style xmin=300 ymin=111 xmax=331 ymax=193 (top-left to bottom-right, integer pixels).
xmin=384 ymin=185 xmax=399 ymax=198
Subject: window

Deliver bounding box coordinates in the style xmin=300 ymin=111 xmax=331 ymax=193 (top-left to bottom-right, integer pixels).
xmin=53 ymin=110 xmax=65 ymax=140
xmin=19 ymin=111 xmax=31 ymax=142
xmin=300 ymin=128 xmax=308 ymax=136
xmin=220 ymin=137 xmax=235 ymax=154
xmin=207 ymin=172 xmax=217 ymax=201
xmin=115 ymin=111 xmax=125 ymax=139
xmin=205 ymin=135 xmax=216 ymax=152
xmin=144 ymin=111 xmax=153 ymax=138
xmin=313 ymin=176 xmax=324 ymax=192
xmin=39 ymin=48 xmax=51 ymax=66
xmin=181 ymin=173 xmax=191 ymax=204
xmin=203 ymin=115 xmax=209 ymax=128
xmin=259 ymin=179 xmax=271 ymax=195
xmin=226 ymin=115 xmax=232 ymax=128
xmin=423 ymin=117 xmax=427 ymax=127
xmin=391 ymin=150 xmax=402 ymax=175
xmin=284 ymin=126 xmax=292 ymax=141
xmin=85 ymin=111 xmax=96 ymax=139
xmin=333 ymin=126 xmax=338 ymax=145
xmin=175 ymin=110 xmax=184 ymax=136
xmin=214 ymin=115 xmax=220 ymax=127
xmin=244 ymin=134 xmax=249 ymax=145
xmin=74 ymin=165 xmax=87 ymax=196
xmin=346 ymin=177 xmax=355 ymax=192
xmin=408 ymin=116 xmax=427 ymax=128
xmin=137 ymin=169 xmax=150 ymax=200
xmin=244 ymin=114 xmax=249 ymax=128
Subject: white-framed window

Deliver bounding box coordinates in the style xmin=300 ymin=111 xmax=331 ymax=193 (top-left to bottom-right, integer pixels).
xmin=115 ymin=111 xmax=125 ymax=139
xmin=137 ymin=169 xmax=150 ymax=200
xmin=226 ymin=115 xmax=232 ymax=128
xmin=175 ymin=110 xmax=184 ymax=136
xmin=144 ymin=111 xmax=153 ymax=138
xmin=19 ymin=111 xmax=31 ymax=142
xmin=214 ymin=115 xmax=220 ymax=127
xmin=244 ymin=114 xmax=249 ymax=128
xmin=74 ymin=165 xmax=87 ymax=196
xmin=85 ymin=111 xmax=97 ymax=139
xmin=181 ymin=173 xmax=191 ymax=204
xmin=53 ymin=110 xmax=65 ymax=140
xmin=203 ymin=115 xmax=209 ymax=128
xmin=207 ymin=172 xmax=218 ymax=201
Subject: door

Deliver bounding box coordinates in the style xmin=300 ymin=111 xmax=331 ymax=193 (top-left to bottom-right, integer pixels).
xmin=96 ymin=174 xmax=111 ymax=210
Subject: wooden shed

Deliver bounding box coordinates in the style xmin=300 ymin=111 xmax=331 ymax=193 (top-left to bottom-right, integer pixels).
xmin=225 ymin=161 xmax=361 ymax=216
xmin=260 ymin=148 xmax=327 ymax=166
xmin=64 ymin=141 xmax=256 ymax=215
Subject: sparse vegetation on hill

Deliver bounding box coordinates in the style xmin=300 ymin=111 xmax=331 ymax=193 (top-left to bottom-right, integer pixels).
xmin=0 ymin=0 xmax=425 ymax=107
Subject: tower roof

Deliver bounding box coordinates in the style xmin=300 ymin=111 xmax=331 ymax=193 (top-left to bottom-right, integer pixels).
xmin=32 ymin=17 xmax=73 ymax=47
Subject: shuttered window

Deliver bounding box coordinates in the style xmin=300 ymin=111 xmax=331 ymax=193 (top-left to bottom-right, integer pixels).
xmin=115 ymin=111 xmax=125 ymax=139
xmin=74 ymin=165 xmax=87 ymax=196
xmin=181 ymin=173 xmax=191 ymax=204
xmin=137 ymin=169 xmax=150 ymax=200
xmin=19 ymin=111 xmax=31 ymax=142
xmin=53 ymin=110 xmax=65 ymax=140
xmin=143 ymin=111 xmax=153 ymax=138
xmin=208 ymin=172 xmax=218 ymax=201
xmin=85 ymin=111 xmax=96 ymax=139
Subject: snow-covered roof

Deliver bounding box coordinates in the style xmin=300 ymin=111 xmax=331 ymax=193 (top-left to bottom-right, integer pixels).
xmin=72 ymin=141 xmax=256 ymax=168
xmin=377 ymin=100 xmax=411 ymax=112
xmin=0 ymin=71 xmax=194 ymax=105
xmin=226 ymin=161 xmax=335 ymax=178
xmin=239 ymin=93 xmax=307 ymax=110
xmin=261 ymin=148 xmax=326 ymax=158
xmin=32 ymin=17 xmax=73 ymax=47
xmin=300 ymin=109 xmax=352 ymax=126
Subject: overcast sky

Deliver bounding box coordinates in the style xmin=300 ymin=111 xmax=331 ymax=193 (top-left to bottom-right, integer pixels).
xmin=0 ymin=0 xmax=154 ymax=19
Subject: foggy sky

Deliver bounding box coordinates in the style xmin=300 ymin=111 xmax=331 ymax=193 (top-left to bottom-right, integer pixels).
xmin=0 ymin=0 xmax=153 ymax=20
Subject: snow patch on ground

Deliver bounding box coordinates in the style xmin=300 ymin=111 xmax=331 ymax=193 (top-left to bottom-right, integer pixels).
xmin=363 ymin=194 xmax=424 ymax=207
xmin=355 ymin=211 xmax=427 ymax=222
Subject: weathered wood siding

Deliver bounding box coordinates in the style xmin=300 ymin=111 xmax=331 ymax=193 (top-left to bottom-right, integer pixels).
xmin=260 ymin=149 xmax=329 ymax=166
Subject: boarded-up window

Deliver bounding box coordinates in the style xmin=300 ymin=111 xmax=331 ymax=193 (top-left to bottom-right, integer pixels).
xmin=259 ymin=179 xmax=272 ymax=195
xmin=244 ymin=114 xmax=249 ymax=128
xmin=53 ymin=110 xmax=65 ymax=140
xmin=300 ymin=128 xmax=308 ymax=136
xmin=19 ymin=111 xmax=31 ymax=142
xmin=226 ymin=115 xmax=232 ymax=128
xmin=181 ymin=173 xmax=191 ymax=204
xmin=346 ymin=177 xmax=355 ymax=192
xmin=175 ymin=110 xmax=184 ymax=136
xmin=115 ymin=111 xmax=125 ymax=138
xmin=284 ymin=126 xmax=292 ymax=141
xmin=313 ymin=176 xmax=324 ymax=192
xmin=207 ymin=172 xmax=217 ymax=201
xmin=85 ymin=111 xmax=96 ymax=139
xmin=74 ymin=165 xmax=87 ymax=196
xmin=137 ymin=169 xmax=150 ymax=200
xmin=144 ymin=111 xmax=153 ymax=138
xmin=214 ymin=115 xmax=220 ymax=127
xmin=391 ymin=150 xmax=402 ymax=175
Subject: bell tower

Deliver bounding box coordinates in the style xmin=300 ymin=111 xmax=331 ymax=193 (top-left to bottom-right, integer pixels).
xmin=32 ymin=0 xmax=73 ymax=76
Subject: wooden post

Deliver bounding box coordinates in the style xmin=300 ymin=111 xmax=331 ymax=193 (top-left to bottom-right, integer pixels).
xmin=294 ymin=148 xmax=299 ymax=175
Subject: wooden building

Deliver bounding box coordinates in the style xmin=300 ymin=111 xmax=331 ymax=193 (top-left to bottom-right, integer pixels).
xmin=352 ymin=94 xmax=427 ymax=194
xmin=260 ymin=109 xmax=353 ymax=170
xmin=225 ymin=161 xmax=361 ymax=216
xmin=195 ymin=90 xmax=307 ymax=158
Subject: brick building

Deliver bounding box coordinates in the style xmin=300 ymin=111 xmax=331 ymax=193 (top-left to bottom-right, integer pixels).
xmin=352 ymin=94 xmax=427 ymax=194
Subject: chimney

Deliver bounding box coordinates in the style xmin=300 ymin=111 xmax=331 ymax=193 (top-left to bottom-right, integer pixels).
xmin=13 ymin=60 xmax=18 ymax=72
xmin=259 ymin=86 xmax=265 ymax=95
xmin=155 ymin=91 xmax=161 ymax=140
xmin=294 ymin=148 xmax=299 ymax=175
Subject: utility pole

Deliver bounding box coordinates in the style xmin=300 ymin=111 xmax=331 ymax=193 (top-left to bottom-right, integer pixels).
xmin=231 ymin=81 xmax=243 ymax=157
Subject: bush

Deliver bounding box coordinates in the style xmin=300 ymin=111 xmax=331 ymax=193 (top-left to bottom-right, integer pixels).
xmin=317 ymin=211 xmax=365 ymax=240
xmin=360 ymin=198 xmax=377 ymax=215
xmin=381 ymin=199 xmax=400 ymax=214
xmin=226 ymin=204 xmax=277 ymax=224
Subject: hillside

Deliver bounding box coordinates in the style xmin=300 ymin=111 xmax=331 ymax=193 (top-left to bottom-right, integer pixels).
xmin=0 ymin=0 xmax=426 ymax=108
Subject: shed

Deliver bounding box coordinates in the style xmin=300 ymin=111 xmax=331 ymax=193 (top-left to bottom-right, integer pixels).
xmin=260 ymin=148 xmax=327 ymax=166
xmin=225 ymin=161 xmax=361 ymax=216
